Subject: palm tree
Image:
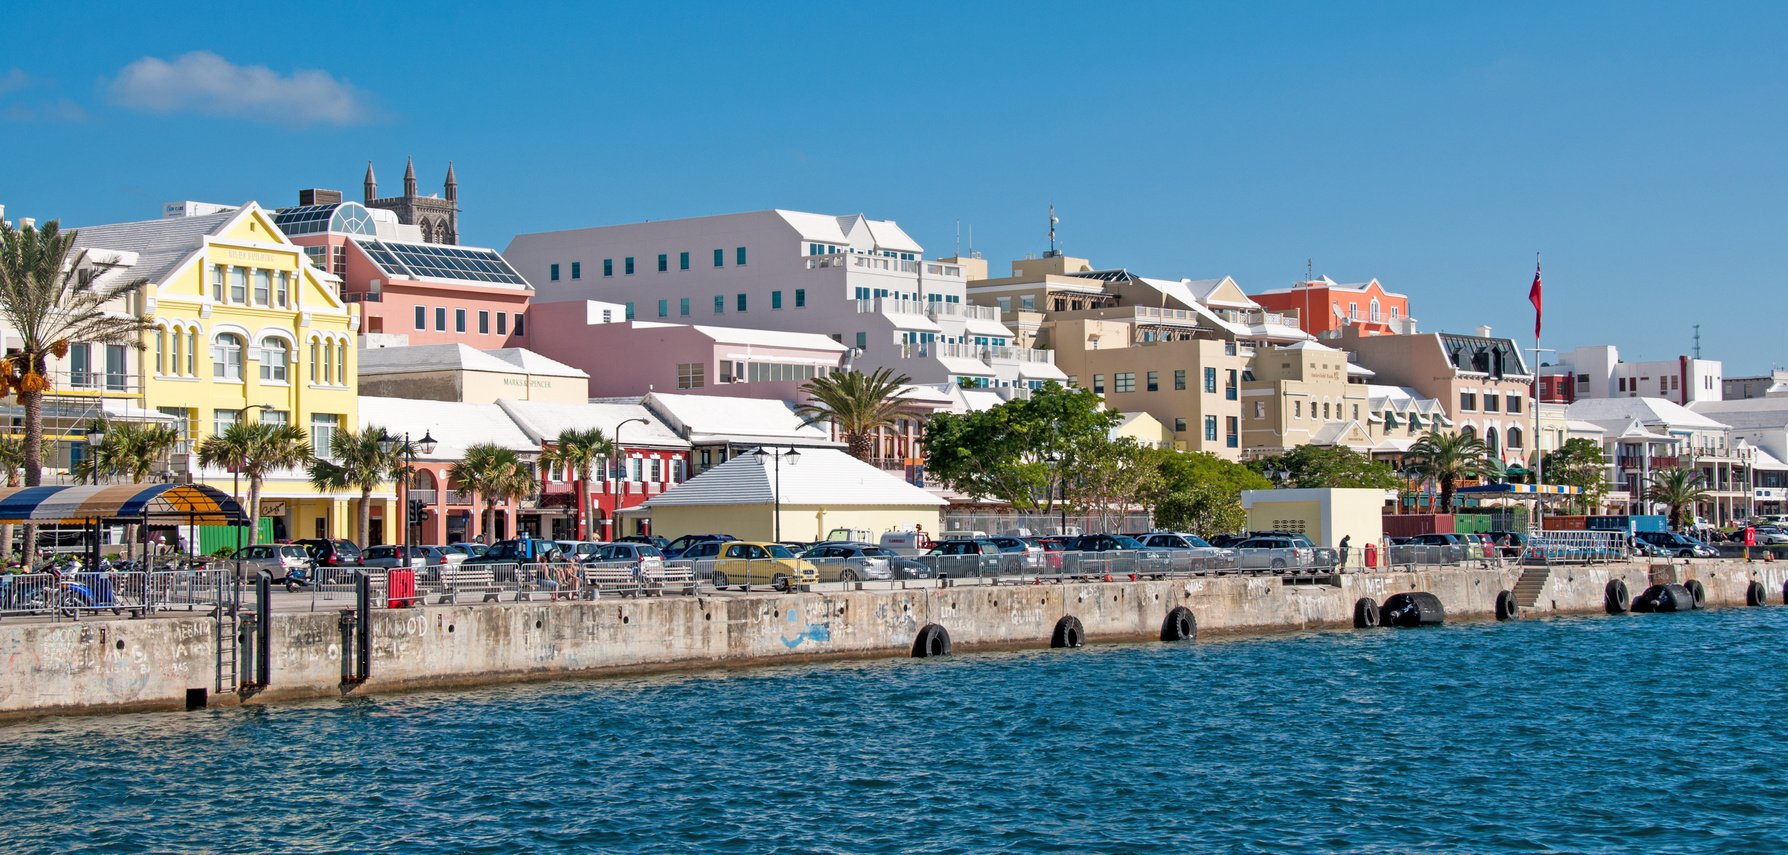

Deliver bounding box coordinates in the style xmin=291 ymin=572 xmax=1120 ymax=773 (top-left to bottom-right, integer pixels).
xmin=449 ymin=443 xmax=535 ymax=542
xmin=105 ymin=421 xmax=183 ymax=483
xmin=795 ymin=367 xmax=915 ymax=461
xmin=195 ymin=422 xmax=313 ymax=537
xmin=1647 ymin=467 xmax=1709 ymax=530
xmin=1405 ymin=430 xmax=1490 ymax=512
xmin=539 ymin=427 xmax=612 ymax=540
xmin=0 ymin=434 xmax=22 ymax=560
xmin=0 ymin=219 xmax=153 ymax=552
xmin=308 ymin=426 xmax=404 ymax=546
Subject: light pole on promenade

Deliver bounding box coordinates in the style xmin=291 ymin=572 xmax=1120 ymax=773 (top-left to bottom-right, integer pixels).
xmin=610 ymin=417 xmax=649 ymax=540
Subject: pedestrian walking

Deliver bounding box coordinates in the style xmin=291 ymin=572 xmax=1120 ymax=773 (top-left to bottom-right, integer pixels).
xmin=1339 ymin=535 xmax=1352 ymax=567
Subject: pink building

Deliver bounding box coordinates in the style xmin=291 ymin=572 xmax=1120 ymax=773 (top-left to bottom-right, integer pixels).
xmin=527 ymin=308 xmax=850 ymax=400
xmin=273 ymin=188 xmax=533 ymax=349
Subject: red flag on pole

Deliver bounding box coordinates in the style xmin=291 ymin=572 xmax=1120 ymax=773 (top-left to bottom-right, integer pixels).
xmin=1529 ymin=259 xmax=1543 ymax=339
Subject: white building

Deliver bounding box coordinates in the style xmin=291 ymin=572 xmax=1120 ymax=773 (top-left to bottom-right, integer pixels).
xmin=1542 ymin=345 xmax=1723 ymax=406
xmin=505 ymin=210 xmax=1062 ymax=392
xmin=1566 ymin=396 xmax=1746 ymax=523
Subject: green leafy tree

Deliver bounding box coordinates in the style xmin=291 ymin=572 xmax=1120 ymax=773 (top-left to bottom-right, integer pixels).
xmin=1072 ymin=437 xmax=1162 ymax=532
xmin=1149 ymin=449 xmax=1272 ymax=537
xmin=449 ymin=443 xmax=536 ymax=542
xmin=1646 ymin=467 xmax=1708 ymax=530
xmin=308 ymin=426 xmax=405 ymax=546
xmin=195 ymin=422 xmax=314 ymax=535
xmin=1248 ymin=445 xmax=1403 ymax=489
xmin=795 ymin=367 xmax=914 ymax=461
xmin=923 ymin=383 xmax=1119 ymax=510
xmin=75 ymin=419 xmax=182 ymax=486
xmin=1404 ymin=430 xmax=1489 ymax=512
xmin=539 ymin=427 xmax=613 ymax=539
xmin=1542 ymin=438 xmax=1608 ymax=514
xmin=0 ymin=220 xmax=153 ymax=552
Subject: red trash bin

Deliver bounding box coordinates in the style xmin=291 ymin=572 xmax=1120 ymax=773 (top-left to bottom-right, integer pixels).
xmin=1364 ymin=542 xmax=1378 ymax=569
xmin=388 ymin=568 xmax=417 ymax=608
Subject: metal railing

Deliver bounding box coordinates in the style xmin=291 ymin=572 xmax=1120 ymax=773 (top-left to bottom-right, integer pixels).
xmin=1524 ymin=531 xmax=1630 ymax=565
xmin=0 ymin=568 xmax=231 ymax=620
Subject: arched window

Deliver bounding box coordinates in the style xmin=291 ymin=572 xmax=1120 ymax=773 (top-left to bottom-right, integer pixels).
xmin=154 ymin=328 xmax=167 ymax=375
xmin=1460 ymin=425 xmax=1477 ymax=440
xmin=336 ymin=340 xmax=347 ymax=384
xmin=1507 ymin=427 xmax=1523 ymax=449
xmin=185 ymin=329 xmax=198 ymax=376
xmin=1370 ymin=298 xmax=1381 ymax=321
xmin=1485 ymin=427 xmax=1500 ymax=456
xmin=309 ymin=339 xmax=321 ymax=383
xmin=259 ymin=339 xmax=290 ymax=382
xmin=212 ymin=334 xmax=243 ymax=381
xmin=419 ymin=221 xmax=434 ymax=243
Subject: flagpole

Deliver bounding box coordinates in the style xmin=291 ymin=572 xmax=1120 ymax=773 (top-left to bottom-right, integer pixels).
xmin=1532 ymin=252 xmax=1544 ymax=534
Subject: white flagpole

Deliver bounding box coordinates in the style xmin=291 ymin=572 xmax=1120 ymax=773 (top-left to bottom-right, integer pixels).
xmin=1533 ymin=252 xmax=1544 ymax=534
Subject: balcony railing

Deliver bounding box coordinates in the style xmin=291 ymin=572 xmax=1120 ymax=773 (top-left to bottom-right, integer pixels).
xmin=445 ymin=489 xmax=475 ymax=506
xmin=410 ymin=488 xmax=439 ymax=504
xmin=344 ymin=292 xmax=383 ymax=303
xmin=926 ymin=302 xmax=1000 ymax=322
xmin=1132 ymin=305 xmax=1210 ymax=327
xmin=935 ymin=343 xmax=1055 ymax=364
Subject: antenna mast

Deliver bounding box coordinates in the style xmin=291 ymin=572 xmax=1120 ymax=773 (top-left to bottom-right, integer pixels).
xmin=1693 ymin=324 xmax=1702 ymax=359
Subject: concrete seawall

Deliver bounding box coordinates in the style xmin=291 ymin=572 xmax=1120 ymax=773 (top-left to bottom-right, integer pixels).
xmin=4 ymin=560 xmax=1785 ymax=718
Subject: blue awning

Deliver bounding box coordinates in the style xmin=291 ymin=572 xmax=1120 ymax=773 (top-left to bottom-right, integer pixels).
xmin=0 ymin=483 xmax=248 ymax=524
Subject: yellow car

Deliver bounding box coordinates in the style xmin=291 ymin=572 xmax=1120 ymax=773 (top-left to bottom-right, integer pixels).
xmin=710 ymin=541 xmax=819 ymax=592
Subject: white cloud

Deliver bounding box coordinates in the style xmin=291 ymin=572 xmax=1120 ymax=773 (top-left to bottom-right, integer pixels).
xmin=108 ymin=51 xmax=369 ymax=124
xmin=0 ymin=69 xmax=32 ymax=94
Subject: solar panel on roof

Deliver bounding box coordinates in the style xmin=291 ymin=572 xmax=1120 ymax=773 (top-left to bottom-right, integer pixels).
xmin=355 ymin=239 xmax=528 ymax=286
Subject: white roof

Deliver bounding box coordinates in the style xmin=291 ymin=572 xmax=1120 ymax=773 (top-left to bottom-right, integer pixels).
xmin=357 ymin=397 xmax=538 ymax=461
xmin=645 ymin=392 xmax=834 ymax=445
xmin=938 ymin=356 xmax=996 ymax=377
xmin=684 ymin=324 xmax=849 ymax=352
xmin=774 ymin=210 xmax=924 ymax=254
xmin=359 ymin=343 xmax=589 ymax=378
xmin=1749 ymin=444 xmax=1788 ymax=471
xmin=1691 ymin=397 xmax=1788 ymax=429
xmin=1567 ymin=397 xmax=1730 ymax=432
xmin=70 ymin=208 xmax=241 ymax=287
xmin=1017 ymin=360 xmax=1069 ymax=380
xmin=644 ymin=448 xmax=944 ymax=508
xmin=496 ymin=400 xmax=688 ymax=449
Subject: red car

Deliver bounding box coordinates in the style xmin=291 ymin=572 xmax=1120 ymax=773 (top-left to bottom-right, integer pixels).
xmin=1026 ymin=537 xmax=1067 ymax=571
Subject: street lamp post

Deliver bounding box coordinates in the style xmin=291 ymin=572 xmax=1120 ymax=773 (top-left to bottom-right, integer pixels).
xmin=379 ymin=429 xmax=437 ymax=549
xmin=1045 ymin=451 xmax=1067 ymax=535
xmin=610 ymin=417 xmax=649 ymax=540
xmin=752 ymin=446 xmax=801 ymax=542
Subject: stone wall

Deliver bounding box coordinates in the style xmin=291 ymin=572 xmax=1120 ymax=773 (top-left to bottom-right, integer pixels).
xmin=3 ymin=560 xmax=1785 ymax=718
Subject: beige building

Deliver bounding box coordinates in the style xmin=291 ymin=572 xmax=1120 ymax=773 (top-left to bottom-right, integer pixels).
xmin=357 ymin=343 xmax=588 ymax=404
xmin=1048 ymin=313 xmax=1248 ymax=458
xmin=1240 ymin=340 xmax=1374 ymax=456
xmin=1241 ymin=488 xmax=1390 ymax=550
xmin=1341 ymin=328 xmax=1536 ymax=469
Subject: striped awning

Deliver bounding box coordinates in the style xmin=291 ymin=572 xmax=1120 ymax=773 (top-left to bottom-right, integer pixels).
xmin=0 ymin=484 xmax=248 ymax=524
xmin=1457 ymin=483 xmax=1582 ymax=496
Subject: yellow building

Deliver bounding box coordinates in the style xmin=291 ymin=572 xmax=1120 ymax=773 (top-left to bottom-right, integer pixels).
xmin=68 ymin=203 xmax=368 ymax=541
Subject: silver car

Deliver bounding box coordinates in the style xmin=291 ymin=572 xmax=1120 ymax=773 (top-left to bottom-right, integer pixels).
xmin=1141 ymin=532 xmax=1238 ymax=573
xmin=361 ymin=545 xmax=449 ymax=574
xmin=229 ymin=544 xmax=314 ymax=589
xmin=1233 ymin=536 xmax=1317 ymax=571
xmin=802 ymin=542 xmax=933 ymax=582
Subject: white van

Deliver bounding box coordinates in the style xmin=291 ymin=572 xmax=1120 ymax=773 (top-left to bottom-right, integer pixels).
xmin=878 ymin=531 xmax=925 ymax=556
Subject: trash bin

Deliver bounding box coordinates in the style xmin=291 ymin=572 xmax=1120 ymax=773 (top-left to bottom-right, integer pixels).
xmin=388 ymin=568 xmax=417 ymax=608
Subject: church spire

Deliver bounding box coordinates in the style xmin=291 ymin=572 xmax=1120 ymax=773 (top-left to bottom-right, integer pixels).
xmin=363 ymin=161 xmax=377 ymax=202
xmin=444 ymin=161 xmax=458 ymax=203
xmin=403 ymin=156 xmax=417 ymax=197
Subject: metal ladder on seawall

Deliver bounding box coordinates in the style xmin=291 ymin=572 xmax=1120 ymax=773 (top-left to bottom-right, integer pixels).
xmin=215 ymin=601 xmax=239 ymax=694
xmin=1513 ymin=565 xmax=1550 ymax=610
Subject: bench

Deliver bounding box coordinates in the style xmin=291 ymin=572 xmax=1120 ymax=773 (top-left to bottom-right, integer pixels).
xmin=437 ymin=564 xmax=503 ymax=604
xmin=583 ymin=564 xmax=643 ymax=598
xmin=643 ymin=566 xmax=696 ymax=596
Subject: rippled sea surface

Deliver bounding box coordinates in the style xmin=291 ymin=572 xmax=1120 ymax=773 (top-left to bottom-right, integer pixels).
xmin=4 ymin=608 xmax=1787 ymax=853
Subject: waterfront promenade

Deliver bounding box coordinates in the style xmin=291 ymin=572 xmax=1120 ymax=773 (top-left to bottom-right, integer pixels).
xmin=2 ymin=558 xmax=1783 ymax=718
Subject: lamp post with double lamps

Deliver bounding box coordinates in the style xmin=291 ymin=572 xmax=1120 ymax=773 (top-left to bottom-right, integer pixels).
xmin=609 ymin=417 xmax=649 ymax=540
xmin=378 ymin=429 xmax=437 ymax=549
xmin=752 ymin=446 xmax=801 ymax=543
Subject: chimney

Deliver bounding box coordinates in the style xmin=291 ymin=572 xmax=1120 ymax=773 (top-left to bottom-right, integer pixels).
xmin=1476 ymin=325 xmax=1492 ymax=338
xmin=19 ymin=217 xmax=34 ymax=229
xmin=299 ymin=188 xmax=343 ymax=206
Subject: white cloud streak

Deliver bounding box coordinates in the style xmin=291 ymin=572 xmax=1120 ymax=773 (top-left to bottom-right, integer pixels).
xmin=108 ymin=52 xmax=370 ymax=124
xmin=0 ymin=69 xmax=32 ymax=94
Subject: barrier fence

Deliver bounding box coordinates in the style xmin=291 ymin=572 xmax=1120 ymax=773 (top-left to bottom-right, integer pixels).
xmin=0 ymin=568 xmax=231 ymax=620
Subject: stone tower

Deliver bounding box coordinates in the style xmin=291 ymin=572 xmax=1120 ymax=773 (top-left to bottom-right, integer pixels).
xmin=364 ymin=156 xmax=459 ymax=245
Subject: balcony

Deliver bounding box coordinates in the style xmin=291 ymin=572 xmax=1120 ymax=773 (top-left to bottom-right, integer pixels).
xmin=1132 ymin=305 xmax=1211 ymax=328
xmin=936 ymin=343 xmax=1054 ymax=364
xmin=445 ymin=489 xmax=475 ymax=506
xmin=926 ymin=302 xmax=1000 ymax=322
xmin=344 ymin=291 xmax=383 ymax=303
xmin=410 ymin=488 xmax=439 ymax=505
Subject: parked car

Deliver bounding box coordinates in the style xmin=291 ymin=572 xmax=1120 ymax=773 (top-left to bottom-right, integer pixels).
xmin=554 ymin=540 xmax=607 ymax=563
xmin=423 ymin=544 xmax=470 ymax=565
xmin=1141 ymin=532 xmax=1233 ymax=561
xmin=1022 ymin=537 xmax=1067 ymax=571
xmin=923 ymin=538 xmax=1009 ymax=577
xmin=229 ymin=544 xmax=315 ymax=589
xmin=587 ymin=542 xmax=666 ymax=574
xmin=1234 ymin=536 xmax=1317 ymax=571
xmin=709 ymin=542 xmax=818 ymax=591
xmin=802 ymin=542 xmax=932 ymax=582
xmin=1748 ymin=525 xmax=1788 ymax=546
xmin=987 ymin=535 xmax=1044 ymax=570
xmin=295 ymin=538 xmax=363 ymax=569
xmin=1636 ymin=531 xmax=1719 ymax=558
xmin=613 ymin=534 xmax=670 ymax=551
xmin=1208 ymin=533 xmax=1252 ymax=549
xmin=663 ymin=534 xmax=737 ymax=560
xmin=1399 ymin=532 xmax=1476 ymax=563
xmin=361 ymin=545 xmax=450 ymax=579
xmin=464 ymin=538 xmax=567 ymax=581
xmin=448 ymin=542 xmax=489 ymax=558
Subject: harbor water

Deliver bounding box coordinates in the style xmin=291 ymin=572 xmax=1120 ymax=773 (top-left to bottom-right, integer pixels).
xmin=4 ymin=609 xmax=1785 ymax=853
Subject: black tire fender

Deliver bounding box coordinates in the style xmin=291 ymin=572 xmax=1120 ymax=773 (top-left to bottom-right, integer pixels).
xmin=1051 ymin=615 xmax=1085 ymax=649
xmin=1160 ymin=606 xmax=1196 ymax=642
xmin=1684 ymin=579 xmax=1707 ymax=610
xmin=911 ymin=623 xmax=951 ymax=658
xmin=1746 ymin=580 xmax=1767 ymax=607
xmin=1353 ymin=597 xmax=1381 ymax=628
xmin=1605 ymin=579 xmax=1630 ymax=615
xmin=1495 ymin=589 xmax=1519 ymax=621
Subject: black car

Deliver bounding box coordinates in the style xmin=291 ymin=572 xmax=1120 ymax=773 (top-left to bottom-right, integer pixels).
xmin=295 ymin=538 xmax=363 ymax=568
xmin=663 ymin=534 xmax=737 ymax=560
xmin=613 ymin=534 xmax=671 ymax=551
xmin=1208 ymin=533 xmax=1252 ymax=548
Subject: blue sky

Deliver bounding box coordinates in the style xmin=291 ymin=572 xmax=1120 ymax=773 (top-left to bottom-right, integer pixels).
xmin=4 ymin=2 xmax=1785 ymax=372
